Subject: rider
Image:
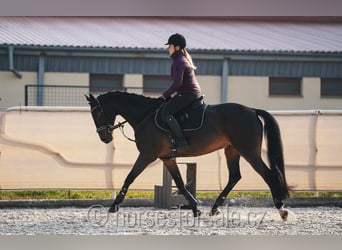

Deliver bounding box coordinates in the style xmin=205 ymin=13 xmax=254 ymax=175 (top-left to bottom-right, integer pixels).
xmin=160 ymin=33 xmax=202 ymax=149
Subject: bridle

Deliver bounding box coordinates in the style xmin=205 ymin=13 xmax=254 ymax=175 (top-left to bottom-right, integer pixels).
xmin=93 ymin=105 xmax=126 ymax=132
xmin=90 ymin=99 xmax=134 ymax=142
xmin=88 ymin=93 xmax=165 ymax=143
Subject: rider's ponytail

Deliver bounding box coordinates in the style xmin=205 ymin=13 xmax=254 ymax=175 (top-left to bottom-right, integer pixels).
xmin=182 ymin=48 xmax=197 ymax=70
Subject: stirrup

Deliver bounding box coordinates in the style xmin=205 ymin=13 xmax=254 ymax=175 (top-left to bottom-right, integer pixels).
xmin=169 ymin=138 xmax=177 ymax=159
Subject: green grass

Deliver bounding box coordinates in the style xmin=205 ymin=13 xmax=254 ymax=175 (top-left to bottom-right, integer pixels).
xmin=0 ymin=190 xmax=113 ymax=200
xmin=0 ymin=190 xmax=341 ymax=200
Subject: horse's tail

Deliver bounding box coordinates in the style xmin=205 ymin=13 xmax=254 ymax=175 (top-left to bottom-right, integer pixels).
xmin=255 ymin=109 xmax=289 ymax=200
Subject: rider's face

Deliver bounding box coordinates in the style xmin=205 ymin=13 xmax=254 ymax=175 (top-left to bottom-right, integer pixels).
xmin=168 ymin=44 xmax=175 ymax=56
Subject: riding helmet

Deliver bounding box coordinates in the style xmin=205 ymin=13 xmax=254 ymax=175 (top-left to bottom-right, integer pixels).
xmin=165 ymin=33 xmax=186 ymax=49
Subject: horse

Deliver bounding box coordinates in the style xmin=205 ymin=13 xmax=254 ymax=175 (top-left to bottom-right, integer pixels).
xmin=85 ymin=91 xmax=289 ymax=220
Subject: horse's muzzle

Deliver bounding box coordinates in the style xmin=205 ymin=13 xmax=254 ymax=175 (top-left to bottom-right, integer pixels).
xmin=101 ymin=138 xmax=113 ymax=144
xmin=98 ymin=130 xmax=113 ymax=144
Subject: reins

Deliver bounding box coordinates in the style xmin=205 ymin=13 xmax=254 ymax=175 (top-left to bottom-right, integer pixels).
xmin=108 ymin=120 xmax=127 ymax=131
xmin=112 ymin=106 xmax=159 ymax=143
xmin=110 ymin=120 xmax=136 ymax=142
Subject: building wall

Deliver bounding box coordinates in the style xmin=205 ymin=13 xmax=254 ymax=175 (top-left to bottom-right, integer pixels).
xmin=0 ymin=70 xmax=341 ymax=110
xmin=0 ymin=72 xmax=224 ymax=108
xmin=42 ymin=73 xmax=89 ymax=106
xmin=0 ymin=72 xmax=89 ymax=108
xmin=0 ymin=72 xmax=37 ymax=108
xmin=227 ymin=76 xmax=342 ymax=110
xmin=44 ymin=72 xmax=88 ymax=86
xmin=197 ymin=75 xmax=221 ymax=105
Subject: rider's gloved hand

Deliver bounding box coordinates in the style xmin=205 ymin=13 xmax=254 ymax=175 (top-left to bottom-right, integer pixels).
xmin=159 ymin=95 xmax=170 ymax=102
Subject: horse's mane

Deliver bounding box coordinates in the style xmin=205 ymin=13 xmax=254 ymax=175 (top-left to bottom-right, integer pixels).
xmin=98 ymin=91 xmax=161 ymax=110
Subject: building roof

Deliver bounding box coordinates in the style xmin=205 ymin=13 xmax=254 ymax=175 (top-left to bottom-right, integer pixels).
xmin=1 ymin=17 xmax=342 ymax=53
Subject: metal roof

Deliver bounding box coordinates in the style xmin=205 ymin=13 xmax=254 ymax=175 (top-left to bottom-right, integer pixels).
xmin=1 ymin=17 xmax=342 ymax=53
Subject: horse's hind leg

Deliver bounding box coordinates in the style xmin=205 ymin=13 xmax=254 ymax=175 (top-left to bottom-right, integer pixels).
xmin=163 ymin=159 xmax=201 ymax=217
xmin=247 ymin=157 xmax=288 ymax=221
xmin=210 ymin=146 xmax=241 ymax=216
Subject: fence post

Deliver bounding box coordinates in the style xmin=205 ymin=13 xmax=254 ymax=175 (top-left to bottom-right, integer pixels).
xmin=154 ymin=162 xmax=197 ymax=209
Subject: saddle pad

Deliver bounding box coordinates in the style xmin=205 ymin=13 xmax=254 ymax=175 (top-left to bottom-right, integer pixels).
xmin=155 ymin=100 xmax=207 ymax=132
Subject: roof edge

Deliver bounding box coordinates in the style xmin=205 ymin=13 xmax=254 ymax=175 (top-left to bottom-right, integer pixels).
xmin=139 ymin=16 xmax=342 ymax=23
xmin=1 ymin=45 xmax=341 ymax=62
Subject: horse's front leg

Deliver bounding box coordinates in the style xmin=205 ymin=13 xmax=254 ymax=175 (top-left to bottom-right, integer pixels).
xmin=163 ymin=159 xmax=201 ymax=217
xmin=108 ymin=154 xmax=156 ymax=213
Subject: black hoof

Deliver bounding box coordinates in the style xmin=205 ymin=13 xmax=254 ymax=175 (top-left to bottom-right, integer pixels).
xmin=279 ymin=209 xmax=288 ymax=221
xmin=209 ymin=207 xmax=220 ymax=216
xmin=193 ymin=209 xmax=202 ymax=217
xmin=108 ymin=204 xmax=119 ymax=213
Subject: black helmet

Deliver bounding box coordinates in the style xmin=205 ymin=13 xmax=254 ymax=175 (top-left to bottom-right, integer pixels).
xmin=165 ymin=33 xmax=186 ymax=49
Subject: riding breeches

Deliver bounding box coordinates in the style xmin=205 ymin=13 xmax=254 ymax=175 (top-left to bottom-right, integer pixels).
xmin=160 ymin=92 xmax=201 ymax=123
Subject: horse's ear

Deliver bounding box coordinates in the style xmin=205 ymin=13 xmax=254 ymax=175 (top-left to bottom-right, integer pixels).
xmin=85 ymin=93 xmax=96 ymax=103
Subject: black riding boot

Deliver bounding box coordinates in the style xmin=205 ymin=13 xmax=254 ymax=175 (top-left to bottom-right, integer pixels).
xmin=166 ymin=115 xmax=188 ymax=148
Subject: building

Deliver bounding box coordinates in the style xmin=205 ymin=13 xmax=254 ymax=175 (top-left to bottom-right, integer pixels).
xmin=0 ymin=16 xmax=342 ymax=109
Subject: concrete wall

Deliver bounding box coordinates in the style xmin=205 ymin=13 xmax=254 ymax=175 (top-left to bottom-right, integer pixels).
xmin=0 ymin=108 xmax=341 ymax=191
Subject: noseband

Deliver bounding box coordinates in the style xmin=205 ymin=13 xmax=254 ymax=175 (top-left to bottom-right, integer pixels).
xmin=91 ymin=99 xmax=131 ymax=140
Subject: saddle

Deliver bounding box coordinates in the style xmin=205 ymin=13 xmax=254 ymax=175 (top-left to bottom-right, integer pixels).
xmin=155 ymin=96 xmax=208 ymax=132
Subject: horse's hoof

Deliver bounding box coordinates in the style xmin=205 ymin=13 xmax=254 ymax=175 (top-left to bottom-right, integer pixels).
xmin=108 ymin=204 xmax=119 ymax=213
xmin=279 ymin=208 xmax=288 ymax=221
xmin=209 ymin=208 xmax=221 ymax=216
xmin=193 ymin=209 xmax=202 ymax=217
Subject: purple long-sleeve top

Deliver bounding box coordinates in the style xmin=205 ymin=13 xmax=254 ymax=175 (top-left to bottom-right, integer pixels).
xmin=162 ymin=51 xmax=201 ymax=98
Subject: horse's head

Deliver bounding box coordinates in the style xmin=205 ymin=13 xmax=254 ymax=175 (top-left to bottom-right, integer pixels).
xmin=85 ymin=93 xmax=116 ymax=144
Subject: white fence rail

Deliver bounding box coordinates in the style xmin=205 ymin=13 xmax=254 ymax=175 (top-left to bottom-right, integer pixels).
xmin=0 ymin=107 xmax=341 ymax=191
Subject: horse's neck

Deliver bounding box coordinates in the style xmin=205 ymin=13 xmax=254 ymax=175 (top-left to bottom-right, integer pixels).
xmin=117 ymin=103 xmax=144 ymax=127
xmin=109 ymin=94 xmax=159 ymax=128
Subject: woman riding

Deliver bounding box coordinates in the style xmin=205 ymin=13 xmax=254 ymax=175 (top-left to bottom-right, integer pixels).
xmin=160 ymin=33 xmax=202 ymax=149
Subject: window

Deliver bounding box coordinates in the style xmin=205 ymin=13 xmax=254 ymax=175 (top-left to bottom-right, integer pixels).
xmin=143 ymin=75 xmax=170 ymax=94
xmin=269 ymin=77 xmax=302 ymax=96
xmin=89 ymin=74 xmax=123 ymax=94
xmin=321 ymin=78 xmax=342 ymax=98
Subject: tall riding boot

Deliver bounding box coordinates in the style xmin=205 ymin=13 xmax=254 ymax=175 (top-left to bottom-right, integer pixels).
xmin=166 ymin=115 xmax=189 ymax=148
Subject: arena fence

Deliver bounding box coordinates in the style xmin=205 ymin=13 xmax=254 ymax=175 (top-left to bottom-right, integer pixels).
xmin=24 ymin=85 xmax=161 ymax=107
xmin=25 ymin=85 xmax=90 ymax=106
xmin=0 ymin=106 xmax=341 ymax=192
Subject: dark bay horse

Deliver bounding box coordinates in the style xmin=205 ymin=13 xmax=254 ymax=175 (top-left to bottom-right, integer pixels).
xmin=85 ymin=91 xmax=289 ymax=220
